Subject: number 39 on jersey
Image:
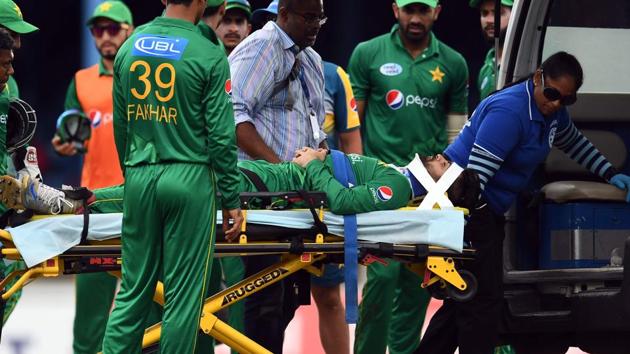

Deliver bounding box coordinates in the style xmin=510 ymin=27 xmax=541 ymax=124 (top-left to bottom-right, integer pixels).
xmin=126 ymin=34 xmax=189 ymax=125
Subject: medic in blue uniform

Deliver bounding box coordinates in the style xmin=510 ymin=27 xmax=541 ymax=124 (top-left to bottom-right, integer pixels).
xmin=418 ymin=52 xmax=630 ymax=354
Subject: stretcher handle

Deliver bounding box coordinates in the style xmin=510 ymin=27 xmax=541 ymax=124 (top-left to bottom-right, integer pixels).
xmin=239 ymin=191 xmax=327 ymax=209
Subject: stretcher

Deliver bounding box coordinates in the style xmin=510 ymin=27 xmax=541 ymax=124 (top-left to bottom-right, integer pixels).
xmin=0 ymin=191 xmax=476 ymax=354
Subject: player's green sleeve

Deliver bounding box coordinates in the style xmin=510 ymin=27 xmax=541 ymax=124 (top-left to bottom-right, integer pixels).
xmin=112 ymin=56 xmax=128 ymax=172
xmin=7 ymin=76 xmax=19 ymax=99
xmin=347 ymin=43 xmax=370 ymax=101
xmin=205 ymin=56 xmax=240 ymax=210
xmin=304 ymin=159 xmax=410 ymax=214
xmin=448 ymin=56 xmax=469 ymax=114
xmin=64 ymin=77 xmax=82 ymax=111
xmin=90 ymin=185 xmax=125 ymax=213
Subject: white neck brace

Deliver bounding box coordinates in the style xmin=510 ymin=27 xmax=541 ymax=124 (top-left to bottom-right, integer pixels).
xmin=405 ymin=154 xmax=464 ymax=210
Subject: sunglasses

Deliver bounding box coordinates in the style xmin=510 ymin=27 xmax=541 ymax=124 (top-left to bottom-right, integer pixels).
xmin=541 ymin=72 xmax=577 ymax=106
xmin=90 ymin=23 xmax=129 ymax=38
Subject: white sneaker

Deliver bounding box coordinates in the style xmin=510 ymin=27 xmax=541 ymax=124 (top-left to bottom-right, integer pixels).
xmin=0 ymin=175 xmax=79 ymax=214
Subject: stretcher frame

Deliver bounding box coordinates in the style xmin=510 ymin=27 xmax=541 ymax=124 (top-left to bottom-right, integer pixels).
xmin=0 ymin=191 xmax=476 ymax=353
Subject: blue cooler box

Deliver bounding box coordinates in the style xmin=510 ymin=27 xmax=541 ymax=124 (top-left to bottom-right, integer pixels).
xmin=539 ymin=201 xmax=630 ymax=269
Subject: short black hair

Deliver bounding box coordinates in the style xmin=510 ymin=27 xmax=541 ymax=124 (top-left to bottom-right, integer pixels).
xmin=0 ymin=29 xmax=14 ymax=51
xmin=541 ymin=51 xmax=584 ymax=90
xmin=167 ymin=0 xmax=194 ymax=5
xmin=203 ymin=4 xmax=222 ymax=17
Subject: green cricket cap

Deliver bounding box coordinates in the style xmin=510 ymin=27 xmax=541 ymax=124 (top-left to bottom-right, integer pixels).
xmin=0 ymin=0 xmax=38 ymax=34
xmin=226 ymin=0 xmax=251 ymax=18
xmin=207 ymin=0 xmax=225 ymax=7
xmin=469 ymin=0 xmax=514 ymax=8
xmin=396 ymin=0 xmax=438 ymax=8
xmin=87 ymin=1 xmax=133 ymax=26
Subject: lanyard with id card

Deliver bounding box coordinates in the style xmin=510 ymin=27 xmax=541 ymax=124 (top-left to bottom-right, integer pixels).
xmin=297 ymin=63 xmax=321 ymax=142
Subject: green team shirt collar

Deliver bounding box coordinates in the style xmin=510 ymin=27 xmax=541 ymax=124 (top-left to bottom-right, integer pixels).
xmin=485 ymin=47 xmax=496 ymax=62
xmin=390 ymin=24 xmax=439 ymax=60
xmin=197 ymin=21 xmax=222 ymax=47
xmin=478 ymin=47 xmax=496 ymax=99
xmin=151 ymin=16 xmax=199 ymax=32
xmin=98 ymin=58 xmax=113 ymax=76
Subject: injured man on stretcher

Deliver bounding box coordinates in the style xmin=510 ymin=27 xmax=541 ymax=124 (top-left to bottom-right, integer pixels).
xmin=0 ymin=147 xmax=478 ymax=235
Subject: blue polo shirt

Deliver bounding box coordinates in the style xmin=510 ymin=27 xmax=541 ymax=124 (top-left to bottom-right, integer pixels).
xmin=445 ymin=80 xmax=570 ymax=214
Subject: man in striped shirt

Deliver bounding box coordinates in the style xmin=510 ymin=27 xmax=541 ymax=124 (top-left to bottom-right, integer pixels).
xmin=417 ymin=52 xmax=630 ymax=353
xmin=229 ymin=0 xmax=327 ymax=162
xmin=227 ymin=0 xmax=327 ymax=351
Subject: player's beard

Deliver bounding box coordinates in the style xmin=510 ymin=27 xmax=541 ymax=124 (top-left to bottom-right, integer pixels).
xmin=401 ymin=21 xmax=431 ymax=44
xmin=98 ymin=43 xmax=119 ymax=61
xmin=484 ymin=27 xmax=507 ymax=46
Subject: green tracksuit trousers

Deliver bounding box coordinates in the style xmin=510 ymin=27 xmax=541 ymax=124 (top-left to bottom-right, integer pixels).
xmin=73 ymin=186 xmax=161 ymax=354
xmin=354 ymin=261 xmax=431 ymax=354
xmin=102 ymin=163 xmax=217 ymax=354
xmin=0 ymin=259 xmax=23 ymax=325
xmin=0 ymin=202 xmax=24 ymax=327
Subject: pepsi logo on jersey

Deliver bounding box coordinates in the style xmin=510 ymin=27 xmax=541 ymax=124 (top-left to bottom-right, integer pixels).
xmin=225 ymin=79 xmax=232 ymax=96
xmin=385 ymin=89 xmax=438 ymax=110
xmin=350 ymin=97 xmax=358 ymax=112
xmin=376 ymin=186 xmax=393 ymax=202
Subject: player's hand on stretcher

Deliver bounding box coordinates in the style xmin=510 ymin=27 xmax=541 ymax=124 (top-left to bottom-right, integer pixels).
xmin=292 ymin=147 xmax=327 ymax=168
xmin=223 ymin=208 xmax=244 ymax=242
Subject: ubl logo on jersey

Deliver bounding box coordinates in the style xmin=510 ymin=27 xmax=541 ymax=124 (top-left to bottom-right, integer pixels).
xmin=385 ymin=89 xmax=438 ymax=110
xmin=132 ymin=35 xmax=189 ymax=60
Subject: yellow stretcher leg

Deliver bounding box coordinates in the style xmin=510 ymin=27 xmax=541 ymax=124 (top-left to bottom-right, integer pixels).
xmin=140 ymin=253 xmax=326 ymax=353
xmin=1 ymin=257 xmax=63 ymax=301
xmin=425 ymin=256 xmax=466 ymax=290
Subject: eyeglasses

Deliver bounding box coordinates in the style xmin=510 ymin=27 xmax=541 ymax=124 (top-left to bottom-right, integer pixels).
xmin=90 ymin=23 xmax=129 ymax=38
xmin=289 ymin=9 xmax=327 ymax=26
xmin=541 ymin=72 xmax=577 ymax=106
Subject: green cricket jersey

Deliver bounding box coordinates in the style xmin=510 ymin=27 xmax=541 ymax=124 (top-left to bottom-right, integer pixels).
xmin=137 ymin=18 xmax=225 ymax=50
xmin=478 ymin=48 xmax=496 ymax=100
xmin=239 ymin=154 xmax=411 ymax=214
xmin=348 ymin=25 xmax=469 ymax=166
xmin=197 ymin=21 xmax=225 ymax=51
xmin=0 ymin=87 xmax=8 ymax=177
xmin=97 ymin=154 xmax=412 ymax=215
xmin=6 ymin=76 xmax=18 ymax=99
xmin=113 ymin=16 xmax=240 ymax=209
xmin=305 ymin=154 xmax=411 ymax=214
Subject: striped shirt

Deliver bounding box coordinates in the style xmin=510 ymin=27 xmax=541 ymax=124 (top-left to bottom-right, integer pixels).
xmin=446 ymin=80 xmax=615 ymax=213
xmin=229 ymin=21 xmax=326 ymax=161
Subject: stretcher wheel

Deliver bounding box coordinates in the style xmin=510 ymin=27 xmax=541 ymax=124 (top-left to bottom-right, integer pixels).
xmin=427 ymin=280 xmax=448 ymax=300
xmin=446 ymin=270 xmax=477 ymax=302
